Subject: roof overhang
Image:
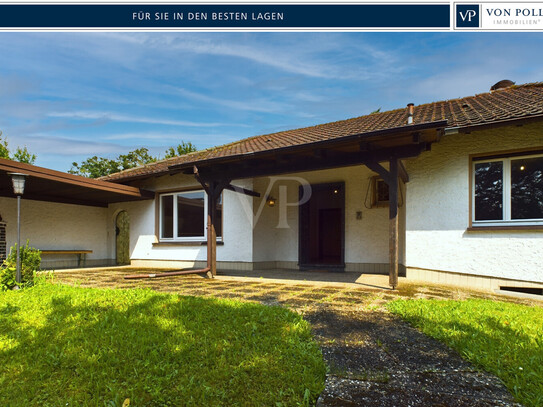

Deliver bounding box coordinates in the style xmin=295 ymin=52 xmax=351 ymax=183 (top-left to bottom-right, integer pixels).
xmin=0 ymin=158 xmax=154 ymax=207
xmin=169 ymin=120 xmax=448 ymax=181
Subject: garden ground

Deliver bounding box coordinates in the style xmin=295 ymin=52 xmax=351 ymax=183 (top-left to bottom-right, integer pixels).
xmin=53 ymin=267 xmax=542 ymax=406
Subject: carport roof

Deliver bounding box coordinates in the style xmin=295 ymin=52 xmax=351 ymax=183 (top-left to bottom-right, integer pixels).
xmin=0 ymin=158 xmax=153 ymax=207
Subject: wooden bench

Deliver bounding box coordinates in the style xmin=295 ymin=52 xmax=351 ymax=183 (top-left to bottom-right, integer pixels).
xmin=40 ymin=250 xmax=93 ymax=267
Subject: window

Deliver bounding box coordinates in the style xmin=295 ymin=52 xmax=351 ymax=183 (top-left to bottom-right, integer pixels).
xmin=365 ymin=176 xmax=389 ymax=208
xmin=375 ymin=178 xmax=390 ymax=205
xmin=364 ymin=176 xmax=404 ymax=209
xmin=472 ymin=152 xmax=543 ymax=226
xmin=159 ymin=190 xmax=222 ymax=241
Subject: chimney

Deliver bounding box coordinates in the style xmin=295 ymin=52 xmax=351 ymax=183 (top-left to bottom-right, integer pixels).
xmin=407 ymin=103 xmax=414 ymax=125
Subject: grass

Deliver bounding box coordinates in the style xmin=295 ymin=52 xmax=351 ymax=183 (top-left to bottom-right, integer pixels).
xmin=388 ymin=298 xmax=543 ymax=407
xmin=0 ymin=282 xmax=326 ymax=406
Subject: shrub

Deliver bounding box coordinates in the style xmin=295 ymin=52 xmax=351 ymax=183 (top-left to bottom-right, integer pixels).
xmin=0 ymin=241 xmax=41 ymax=290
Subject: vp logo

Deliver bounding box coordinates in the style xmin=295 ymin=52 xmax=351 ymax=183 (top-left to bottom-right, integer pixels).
xmin=459 ymin=9 xmax=476 ymax=21
xmin=456 ymin=4 xmax=480 ymax=28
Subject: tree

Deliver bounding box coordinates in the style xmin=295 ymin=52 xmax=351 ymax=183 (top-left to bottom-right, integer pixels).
xmin=0 ymin=134 xmax=8 ymax=159
xmin=69 ymin=156 xmax=122 ymax=178
xmin=12 ymin=146 xmax=37 ymax=165
xmin=69 ymin=143 xmax=198 ymax=178
xmin=0 ymin=131 xmax=36 ymax=164
xmin=164 ymin=141 xmax=197 ymax=159
xmin=118 ymin=147 xmax=157 ymax=169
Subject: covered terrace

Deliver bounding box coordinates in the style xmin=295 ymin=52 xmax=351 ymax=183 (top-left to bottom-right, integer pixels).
xmin=165 ymin=120 xmax=448 ymax=289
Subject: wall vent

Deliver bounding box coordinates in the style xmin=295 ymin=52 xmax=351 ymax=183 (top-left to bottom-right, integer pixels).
xmin=500 ymin=286 xmax=543 ymax=296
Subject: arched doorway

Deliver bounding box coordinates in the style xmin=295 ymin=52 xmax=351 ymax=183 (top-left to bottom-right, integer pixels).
xmin=115 ymin=211 xmax=130 ymax=265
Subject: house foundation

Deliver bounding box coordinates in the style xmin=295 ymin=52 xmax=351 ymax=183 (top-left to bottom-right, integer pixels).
xmin=406 ymin=267 xmax=543 ymax=294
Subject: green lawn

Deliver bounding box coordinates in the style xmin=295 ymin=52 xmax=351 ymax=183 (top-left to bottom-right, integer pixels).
xmin=0 ymin=282 xmax=326 ymax=406
xmin=388 ymin=298 xmax=543 ymax=407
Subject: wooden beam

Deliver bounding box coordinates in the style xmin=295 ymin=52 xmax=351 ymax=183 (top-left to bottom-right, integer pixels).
xmin=224 ymin=184 xmax=260 ymax=197
xmin=398 ymin=160 xmax=409 ymax=183
xmin=313 ymin=149 xmax=327 ymax=159
xmin=193 ymin=165 xmax=209 ymax=194
xmin=276 ymin=154 xmax=290 ymax=164
xmin=364 ymin=160 xmax=392 ymax=185
xmin=169 ymin=120 xmax=447 ymax=175
xmin=194 ymin=171 xmax=231 ymax=278
xmin=207 ymin=182 xmax=217 ymax=277
xmin=389 ymin=157 xmax=399 ymax=289
xmin=194 ymin=143 xmax=428 ymax=182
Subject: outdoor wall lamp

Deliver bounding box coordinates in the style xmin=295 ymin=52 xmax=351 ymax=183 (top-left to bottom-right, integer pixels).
xmin=8 ymin=172 xmax=27 ymax=289
xmin=266 ymin=195 xmax=277 ymax=207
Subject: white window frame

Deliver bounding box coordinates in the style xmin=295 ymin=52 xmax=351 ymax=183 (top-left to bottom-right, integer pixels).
xmin=471 ymin=152 xmax=543 ymax=227
xmin=159 ymin=190 xmax=222 ymax=242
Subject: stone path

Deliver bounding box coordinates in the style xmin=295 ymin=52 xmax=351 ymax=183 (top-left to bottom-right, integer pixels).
xmin=308 ymin=307 xmax=521 ymax=406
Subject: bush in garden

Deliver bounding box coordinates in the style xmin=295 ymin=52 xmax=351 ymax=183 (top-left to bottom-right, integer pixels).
xmin=0 ymin=241 xmax=41 ymax=290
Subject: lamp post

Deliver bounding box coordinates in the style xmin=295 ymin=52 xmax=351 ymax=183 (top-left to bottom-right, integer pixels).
xmin=8 ymin=173 xmax=27 ymax=289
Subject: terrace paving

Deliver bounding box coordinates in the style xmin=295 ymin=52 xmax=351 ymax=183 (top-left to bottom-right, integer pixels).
xmin=52 ymin=267 xmax=531 ymax=407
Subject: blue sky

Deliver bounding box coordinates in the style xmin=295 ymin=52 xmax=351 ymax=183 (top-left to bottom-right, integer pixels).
xmin=0 ymin=32 xmax=542 ymax=171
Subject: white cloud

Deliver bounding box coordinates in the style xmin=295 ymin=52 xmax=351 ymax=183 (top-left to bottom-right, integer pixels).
xmin=15 ymin=134 xmax=128 ymax=156
xmin=106 ymin=33 xmax=399 ymax=81
xmin=175 ymin=88 xmax=289 ymax=114
xmin=48 ymin=110 xmax=245 ymax=128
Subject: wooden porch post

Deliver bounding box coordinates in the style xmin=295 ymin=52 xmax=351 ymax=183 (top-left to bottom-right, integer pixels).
xmin=206 ymin=181 xmax=219 ymax=277
xmin=389 ymin=157 xmax=399 ymax=289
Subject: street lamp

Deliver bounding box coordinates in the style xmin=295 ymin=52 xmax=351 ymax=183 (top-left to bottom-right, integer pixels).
xmin=8 ymin=173 xmax=27 ymax=289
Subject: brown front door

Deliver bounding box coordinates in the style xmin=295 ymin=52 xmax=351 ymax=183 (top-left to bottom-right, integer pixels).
xmin=299 ymin=182 xmax=345 ymax=269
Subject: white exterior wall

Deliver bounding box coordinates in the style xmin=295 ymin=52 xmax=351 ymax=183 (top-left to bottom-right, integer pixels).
xmin=0 ymin=196 xmax=110 ymax=266
xmin=252 ymin=165 xmax=399 ymax=268
xmin=111 ymin=173 xmax=254 ymax=264
xmin=405 ymin=122 xmax=543 ymax=283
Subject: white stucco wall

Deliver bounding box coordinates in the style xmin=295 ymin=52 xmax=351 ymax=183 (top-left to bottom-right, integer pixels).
xmin=252 ymin=165 xmax=399 ymax=266
xmin=0 ymin=196 xmax=109 ymax=262
xmin=405 ymin=122 xmax=543 ymax=283
xmin=110 ymin=173 xmax=254 ymax=263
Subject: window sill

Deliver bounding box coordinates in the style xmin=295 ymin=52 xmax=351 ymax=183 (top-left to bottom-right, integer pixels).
xmin=153 ymin=241 xmax=224 ymax=247
xmin=467 ymin=225 xmax=543 ymax=232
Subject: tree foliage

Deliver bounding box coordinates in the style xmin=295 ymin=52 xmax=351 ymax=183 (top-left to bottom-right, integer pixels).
xmin=0 ymin=131 xmax=36 ymax=164
xmin=0 ymin=134 xmax=9 ymax=159
xmin=69 ymin=147 xmax=157 ymax=178
xmin=69 ymin=143 xmax=198 ymax=178
xmin=164 ymin=141 xmax=197 ymax=159
xmin=12 ymin=146 xmax=37 ymax=165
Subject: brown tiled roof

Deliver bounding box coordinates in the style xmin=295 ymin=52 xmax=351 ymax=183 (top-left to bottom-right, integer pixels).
xmin=103 ymin=82 xmax=543 ymax=182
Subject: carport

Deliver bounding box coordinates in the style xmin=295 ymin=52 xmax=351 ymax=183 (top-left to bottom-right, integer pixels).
xmin=0 ymin=158 xmax=153 ymax=265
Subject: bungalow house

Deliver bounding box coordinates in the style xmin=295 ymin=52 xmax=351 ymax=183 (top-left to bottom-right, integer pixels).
xmin=1 ymin=81 xmax=542 ymax=293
